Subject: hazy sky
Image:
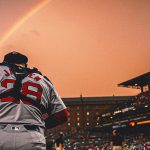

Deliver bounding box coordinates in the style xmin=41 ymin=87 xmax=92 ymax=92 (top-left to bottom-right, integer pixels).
xmin=0 ymin=0 xmax=150 ymax=97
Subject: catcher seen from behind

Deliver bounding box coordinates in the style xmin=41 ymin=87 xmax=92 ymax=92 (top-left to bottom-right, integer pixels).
xmin=0 ymin=51 xmax=68 ymax=150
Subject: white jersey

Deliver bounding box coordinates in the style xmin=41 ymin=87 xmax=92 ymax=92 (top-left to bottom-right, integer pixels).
xmin=0 ymin=65 xmax=66 ymax=127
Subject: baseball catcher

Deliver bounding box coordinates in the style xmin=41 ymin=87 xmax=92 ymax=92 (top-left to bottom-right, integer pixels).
xmin=0 ymin=51 xmax=68 ymax=150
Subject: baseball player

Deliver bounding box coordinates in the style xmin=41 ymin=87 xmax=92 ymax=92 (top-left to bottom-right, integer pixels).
xmin=54 ymin=132 xmax=64 ymax=150
xmin=0 ymin=51 xmax=68 ymax=150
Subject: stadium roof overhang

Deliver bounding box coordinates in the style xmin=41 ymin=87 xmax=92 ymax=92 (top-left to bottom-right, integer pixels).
xmin=118 ymin=72 xmax=150 ymax=89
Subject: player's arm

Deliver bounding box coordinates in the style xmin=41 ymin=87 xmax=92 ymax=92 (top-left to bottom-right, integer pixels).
xmin=54 ymin=140 xmax=58 ymax=149
xmin=45 ymin=108 xmax=68 ymax=129
xmin=44 ymin=85 xmax=68 ymax=129
xmin=110 ymin=141 xmax=113 ymax=147
xmin=59 ymin=143 xmax=63 ymax=150
xmin=121 ymin=137 xmax=125 ymax=149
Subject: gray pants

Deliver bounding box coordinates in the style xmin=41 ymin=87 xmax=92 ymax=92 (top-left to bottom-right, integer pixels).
xmin=0 ymin=124 xmax=46 ymax=150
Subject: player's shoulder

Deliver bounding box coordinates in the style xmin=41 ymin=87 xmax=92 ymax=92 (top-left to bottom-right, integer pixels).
xmin=26 ymin=67 xmax=54 ymax=86
xmin=0 ymin=63 xmax=9 ymax=68
xmin=0 ymin=64 xmax=9 ymax=71
xmin=0 ymin=64 xmax=10 ymax=80
xmin=31 ymin=72 xmax=53 ymax=85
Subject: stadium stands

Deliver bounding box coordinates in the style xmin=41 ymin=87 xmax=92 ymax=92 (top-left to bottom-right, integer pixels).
xmin=46 ymin=72 xmax=150 ymax=150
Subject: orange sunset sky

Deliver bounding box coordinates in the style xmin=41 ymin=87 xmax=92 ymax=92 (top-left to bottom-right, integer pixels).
xmin=0 ymin=0 xmax=150 ymax=98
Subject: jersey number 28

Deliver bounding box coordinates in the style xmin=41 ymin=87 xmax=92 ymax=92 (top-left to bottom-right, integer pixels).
xmin=1 ymin=76 xmax=43 ymax=104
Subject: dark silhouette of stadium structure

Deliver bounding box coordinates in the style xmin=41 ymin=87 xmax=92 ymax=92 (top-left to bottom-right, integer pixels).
xmin=96 ymin=72 xmax=150 ymax=134
xmin=118 ymin=72 xmax=150 ymax=92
